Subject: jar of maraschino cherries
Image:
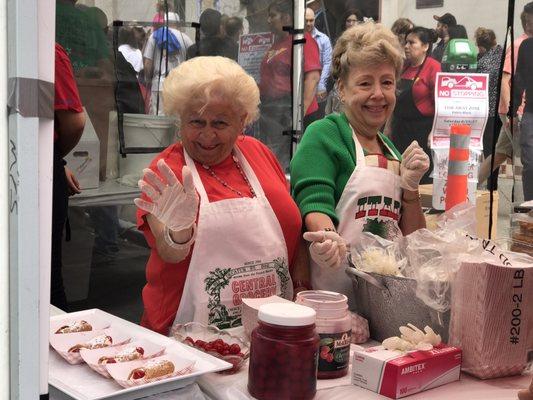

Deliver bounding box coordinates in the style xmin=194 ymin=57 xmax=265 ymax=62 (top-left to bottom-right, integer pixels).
xmin=247 ymin=302 xmax=320 ymax=400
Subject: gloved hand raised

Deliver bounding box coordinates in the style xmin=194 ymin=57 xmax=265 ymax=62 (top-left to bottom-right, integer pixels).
xmin=400 ymin=141 xmax=430 ymax=191
xmin=303 ymin=230 xmax=347 ymax=269
xmin=134 ymin=159 xmax=199 ymax=231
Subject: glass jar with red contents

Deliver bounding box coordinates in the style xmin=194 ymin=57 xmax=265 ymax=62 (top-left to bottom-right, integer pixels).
xmin=247 ymin=302 xmax=319 ymax=400
xmin=296 ymin=290 xmax=351 ymax=379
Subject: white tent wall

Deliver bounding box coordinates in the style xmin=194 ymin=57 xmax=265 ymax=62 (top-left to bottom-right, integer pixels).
xmin=38 ymin=0 xmax=55 ymax=396
xmin=381 ymin=0 xmax=529 ymax=46
xmin=0 ymin=0 xmax=9 ymax=397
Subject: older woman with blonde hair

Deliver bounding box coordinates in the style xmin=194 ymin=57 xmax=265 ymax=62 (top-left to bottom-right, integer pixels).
xmin=135 ymin=56 xmax=309 ymax=334
xmin=291 ymin=23 xmax=429 ymax=306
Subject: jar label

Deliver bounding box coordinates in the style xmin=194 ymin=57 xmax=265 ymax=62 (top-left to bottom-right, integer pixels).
xmin=318 ymin=330 xmax=351 ymax=372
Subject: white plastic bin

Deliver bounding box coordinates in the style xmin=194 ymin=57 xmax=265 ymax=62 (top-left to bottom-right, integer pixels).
xmin=118 ymin=113 xmax=176 ymax=185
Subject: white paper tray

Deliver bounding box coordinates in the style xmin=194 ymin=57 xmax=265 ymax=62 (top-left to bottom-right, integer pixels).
xmin=49 ymin=309 xmax=232 ymax=400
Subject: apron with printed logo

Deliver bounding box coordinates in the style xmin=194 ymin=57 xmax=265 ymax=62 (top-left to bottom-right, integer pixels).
xmin=310 ymin=128 xmax=402 ymax=309
xmin=172 ymin=147 xmax=293 ymax=329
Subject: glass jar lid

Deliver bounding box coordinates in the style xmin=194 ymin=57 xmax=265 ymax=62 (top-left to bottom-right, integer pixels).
xmin=258 ymin=302 xmax=316 ymax=327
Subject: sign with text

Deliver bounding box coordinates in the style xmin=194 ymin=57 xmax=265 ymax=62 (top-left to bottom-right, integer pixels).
xmin=238 ymin=32 xmax=274 ymax=84
xmin=431 ymin=72 xmax=489 ymax=149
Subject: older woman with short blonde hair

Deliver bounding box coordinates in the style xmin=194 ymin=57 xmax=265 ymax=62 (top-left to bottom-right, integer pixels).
xmin=135 ymin=56 xmax=309 ymax=334
xmin=291 ymin=23 xmax=429 ymax=307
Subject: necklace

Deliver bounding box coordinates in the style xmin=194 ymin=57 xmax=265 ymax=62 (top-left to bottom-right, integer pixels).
xmin=202 ymin=155 xmax=256 ymax=198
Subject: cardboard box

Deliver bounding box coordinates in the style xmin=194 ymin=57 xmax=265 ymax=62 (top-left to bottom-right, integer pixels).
xmin=420 ymin=184 xmax=498 ymax=238
xmin=64 ymin=108 xmax=100 ymax=189
xmin=351 ymin=345 xmax=462 ymax=399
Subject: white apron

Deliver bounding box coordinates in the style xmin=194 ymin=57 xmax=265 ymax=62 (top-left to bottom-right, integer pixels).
xmin=310 ymin=129 xmax=402 ymax=309
xmin=172 ymin=147 xmax=293 ymax=329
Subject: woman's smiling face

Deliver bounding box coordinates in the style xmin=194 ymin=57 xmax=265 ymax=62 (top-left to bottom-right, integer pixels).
xmin=338 ymin=62 xmax=397 ymax=137
xmin=180 ymin=101 xmax=245 ymax=166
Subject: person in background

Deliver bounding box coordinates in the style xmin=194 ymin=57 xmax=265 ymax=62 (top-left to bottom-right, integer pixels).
xmin=391 ymin=17 xmax=414 ymax=48
xmin=306 ymin=0 xmax=337 ymax=42
xmin=259 ymin=0 xmax=321 ymax=171
xmin=513 ymin=36 xmax=533 ymax=201
xmin=305 ymin=7 xmax=333 ymax=119
xmin=186 ymin=9 xmax=238 ymax=61
xmin=118 ymin=27 xmax=143 ymax=77
xmin=143 ymin=12 xmax=193 ymax=115
xmin=291 ymin=23 xmax=428 ymax=306
xmin=135 ymin=56 xmax=310 ymax=334
xmin=447 ymin=24 xmax=468 ymax=41
xmin=225 ymin=16 xmax=244 ymax=50
xmin=341 ymin=8 xmax=364 ymax=34
xmin=475 ymin=27 xmax=503 ymax=190
xmin=484 ymin=3 xmax=533 ymax=195
xmin=431 ymin=13 xmax=457 ymax=62
xmin=52 ymin=43 xmax=86 ymax=310
xmin=388 ymin=26 xmax=440 ymax=184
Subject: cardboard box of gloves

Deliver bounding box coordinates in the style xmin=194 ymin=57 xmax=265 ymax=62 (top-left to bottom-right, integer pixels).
xmin=351 ymin=344 xmax=462 ymax=399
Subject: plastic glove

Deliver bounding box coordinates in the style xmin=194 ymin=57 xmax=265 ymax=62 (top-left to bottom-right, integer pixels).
xmin=134 ymin=159 xmax=199 ymax=231
xmin=400 ymin=141 xmax=430 ymax=191
xmin=303 ymin=230 xmax=347 ymax=269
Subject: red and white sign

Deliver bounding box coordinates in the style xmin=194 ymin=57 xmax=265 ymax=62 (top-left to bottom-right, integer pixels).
xmin=431 ymin=72 xmax=489 ymax=149
xmin=238 ymin=32 xmax=274 ymax=83
xmin=351 ymin=344 xmax=462 ymax=399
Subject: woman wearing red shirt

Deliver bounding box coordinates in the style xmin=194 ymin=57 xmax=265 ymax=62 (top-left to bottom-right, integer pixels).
xmin=135 ymin=56 xmax=309 ymax=335
xmin=390 ymin=27 xmax=440 ymax=184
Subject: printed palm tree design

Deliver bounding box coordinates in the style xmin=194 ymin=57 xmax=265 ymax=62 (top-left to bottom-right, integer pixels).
xmin=272 ymin=257 xmax=291 ymax=298
xmin=204 ymin=268 xmax=233 ymax=328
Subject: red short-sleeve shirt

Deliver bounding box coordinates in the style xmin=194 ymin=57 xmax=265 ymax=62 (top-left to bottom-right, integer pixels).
xmin=136 ymin=136 xmax=303 ymax=335
xmin=260 ymin=33 xmax=321 ymax=115
xmin=54 ymin=43 xmax=83 ymax=140
xmin=401 ymin=57 xmax=441 ymax=117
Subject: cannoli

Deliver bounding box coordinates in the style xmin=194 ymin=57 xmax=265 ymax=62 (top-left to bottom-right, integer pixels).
xmin=127 ymin=359 xmax=175 ymax=380
xmin=98 ymin=346 xmax=145 ymax=364
xmin=55 ymin=320 xmax=92 ymax=334
xmin=68 ymin=334 xmax=113 ymax=353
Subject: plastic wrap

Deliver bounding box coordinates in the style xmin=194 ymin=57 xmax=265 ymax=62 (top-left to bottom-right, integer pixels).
xmin=402 ymin=203 xmax=482 ymax=313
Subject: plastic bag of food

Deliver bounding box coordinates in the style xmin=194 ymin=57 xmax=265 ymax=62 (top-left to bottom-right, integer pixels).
xmin=349 ymin=232 xmax=406 ymax=276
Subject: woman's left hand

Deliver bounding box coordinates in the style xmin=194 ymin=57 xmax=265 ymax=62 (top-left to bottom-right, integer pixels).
xmin=400 ymin=141 xmax=430 ymax=191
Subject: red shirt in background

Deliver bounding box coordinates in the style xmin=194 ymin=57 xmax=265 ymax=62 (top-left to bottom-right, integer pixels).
xmin=498 ymin=33 xmax=527 ymax=115
xmin=136 ymin=136 xmax=303 ymax=334
xmin=401 ymin=57 xmax=441 ymax=117
xmin=260 ymin=32 xmax=321 ymax=115
xmin=54 ymin=43 xmax=83 ymax=140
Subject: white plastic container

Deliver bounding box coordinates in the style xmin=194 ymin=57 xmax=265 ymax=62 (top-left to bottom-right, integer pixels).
xmin=118 ymin=113 xmax=176 ymax=184
xmin=64 ymin=108 xmax=100 ymax=189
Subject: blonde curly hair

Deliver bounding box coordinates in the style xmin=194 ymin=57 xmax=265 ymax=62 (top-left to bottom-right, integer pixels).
xmin=163 ymin=56 xmax=260 ymax=126
xmin=332 ymin=22 xmax=404 ymax=83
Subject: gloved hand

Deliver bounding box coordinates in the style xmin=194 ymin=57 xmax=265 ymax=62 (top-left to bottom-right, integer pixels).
xmin=134 ymin=159 xmax=199 ymax=231
xmin=400 ymin=141 xmax=430 ymax=191
xmin=303 ymin=230 xmax=347 ymax=269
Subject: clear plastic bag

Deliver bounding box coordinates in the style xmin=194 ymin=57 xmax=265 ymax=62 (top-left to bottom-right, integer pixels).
xmin=402 ymin=203 xmax=482 ymax=313
xmin=349 ymin=232 xmax=406 ymax=276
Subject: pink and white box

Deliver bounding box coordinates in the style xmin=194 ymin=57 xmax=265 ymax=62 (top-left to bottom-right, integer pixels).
xmin=351 ymin=344 xmax=462 ymax=399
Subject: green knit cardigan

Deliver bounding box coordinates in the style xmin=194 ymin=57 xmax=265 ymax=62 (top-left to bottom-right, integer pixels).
xmin=290 ymin=113 xmax=401 ymax=225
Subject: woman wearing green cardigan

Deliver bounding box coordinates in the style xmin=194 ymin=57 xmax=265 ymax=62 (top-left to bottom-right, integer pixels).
xmin=291 ymin=23 xmax=429 ymax=306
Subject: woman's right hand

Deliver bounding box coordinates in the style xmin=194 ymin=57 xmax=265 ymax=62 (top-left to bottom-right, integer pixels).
xmin=134 ymin=159 xmax=199 ymax=231
xmin=303 ymin=230 xmax=347 ymax=269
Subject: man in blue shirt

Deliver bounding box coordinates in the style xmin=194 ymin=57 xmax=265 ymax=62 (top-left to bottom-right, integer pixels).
xmin=305 ymin=7 xmax=332 ymax=120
